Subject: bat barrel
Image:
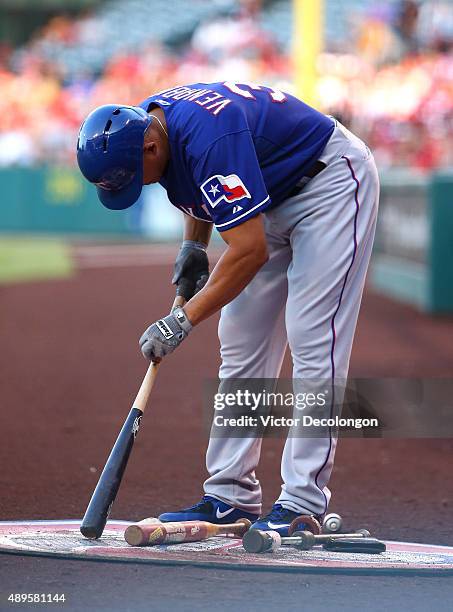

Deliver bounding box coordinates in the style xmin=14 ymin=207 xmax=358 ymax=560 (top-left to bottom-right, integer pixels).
xmin=125 ymin=524 xmax=156 ymax=546
xmin=80 ymin=407 xmax=143 ymax=539
xmin=125 ymin=522 xmax=212 ymax=546
xmin=242 ymin=529 xmax=282 ymax=553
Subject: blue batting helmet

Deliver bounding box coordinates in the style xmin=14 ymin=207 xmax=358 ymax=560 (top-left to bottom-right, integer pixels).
xmin=77 ymin=104 xmax=153 ymax=210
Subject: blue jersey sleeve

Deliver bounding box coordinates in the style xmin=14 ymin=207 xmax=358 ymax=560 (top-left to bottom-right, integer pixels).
xmin=193 ymin=130 xmax=271 ymax=231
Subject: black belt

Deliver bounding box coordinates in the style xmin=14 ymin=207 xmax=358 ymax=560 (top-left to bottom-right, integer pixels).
xmin=287 ymin=160 xmax=326 ymax=198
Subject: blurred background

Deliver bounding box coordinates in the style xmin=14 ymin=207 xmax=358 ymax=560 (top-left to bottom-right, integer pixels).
xmin=0 ymin=0 xmax=452 ymax=311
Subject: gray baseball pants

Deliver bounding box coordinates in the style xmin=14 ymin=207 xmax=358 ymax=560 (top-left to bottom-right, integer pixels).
xmin=204 ymin=121 xmax=380 ymax=516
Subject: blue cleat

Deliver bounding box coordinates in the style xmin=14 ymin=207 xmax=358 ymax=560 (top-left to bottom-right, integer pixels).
xmin=250 ymin=504 xmax=320 ymax=537
xmin=158 ymin=496 xmax=259 ymax=524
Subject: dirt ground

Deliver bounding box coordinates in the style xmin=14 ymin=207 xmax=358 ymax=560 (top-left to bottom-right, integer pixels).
xmin=1 ymin=250 xmax=453 ymax=610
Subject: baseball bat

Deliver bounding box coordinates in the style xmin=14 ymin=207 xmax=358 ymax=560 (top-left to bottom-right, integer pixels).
xmin=124 ymin=518 xmax=252 ymax=547
xmin=80 ymin=295 xmax=186 ymax=540
xmin=242 ymin=528 xmax=370 ymax=553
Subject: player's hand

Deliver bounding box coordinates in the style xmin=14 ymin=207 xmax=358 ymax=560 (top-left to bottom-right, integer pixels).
xmin=172 ymin=240 xmax=209 ymax=301
xmin=139 ymin=307 xmax=192 ymax=362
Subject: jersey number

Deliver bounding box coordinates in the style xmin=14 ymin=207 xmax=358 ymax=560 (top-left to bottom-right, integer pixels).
xmin=223 ymin=81 xmax=286 ymax=103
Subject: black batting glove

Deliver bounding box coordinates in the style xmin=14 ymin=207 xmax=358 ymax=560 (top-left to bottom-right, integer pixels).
xmin=172 ymin=240 xmax=209 ymax=301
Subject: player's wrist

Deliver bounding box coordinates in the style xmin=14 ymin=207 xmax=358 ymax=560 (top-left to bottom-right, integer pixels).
xmin=181 ymin=240 xmax=207 ymax=251
xmin=172 ymin=306 xmax=193 ymax=334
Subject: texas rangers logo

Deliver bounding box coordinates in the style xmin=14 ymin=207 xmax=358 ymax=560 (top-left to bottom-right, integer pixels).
xmin=201 ymin=174 xmax=251 ymax=208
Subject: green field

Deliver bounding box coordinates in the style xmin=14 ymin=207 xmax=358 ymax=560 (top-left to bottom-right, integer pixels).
xmin=0 ymin=237 xmax=73 ymax=284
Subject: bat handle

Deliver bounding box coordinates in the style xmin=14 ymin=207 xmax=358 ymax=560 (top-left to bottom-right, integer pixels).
xmin=133 ymin=295 xmax=187 ymax=413
xmin=171 ymin=294 xmax=186 ymax=312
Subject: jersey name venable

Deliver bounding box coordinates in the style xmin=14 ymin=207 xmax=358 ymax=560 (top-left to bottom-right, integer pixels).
xmin=154 ymin=86 xmax=232 ymax=116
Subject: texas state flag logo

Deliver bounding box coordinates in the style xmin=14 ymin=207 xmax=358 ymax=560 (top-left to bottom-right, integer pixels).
xmin=201 ymin=174 xmax=251 ymax=208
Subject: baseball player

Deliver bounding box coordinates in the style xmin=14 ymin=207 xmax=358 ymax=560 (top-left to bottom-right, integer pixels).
xmin=77 ymin=82 xmax=379 ymax=536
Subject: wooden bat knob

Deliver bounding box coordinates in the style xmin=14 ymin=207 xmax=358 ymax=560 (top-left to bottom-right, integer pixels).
xmin=233 ymin=518 xmax=252 ymax=535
